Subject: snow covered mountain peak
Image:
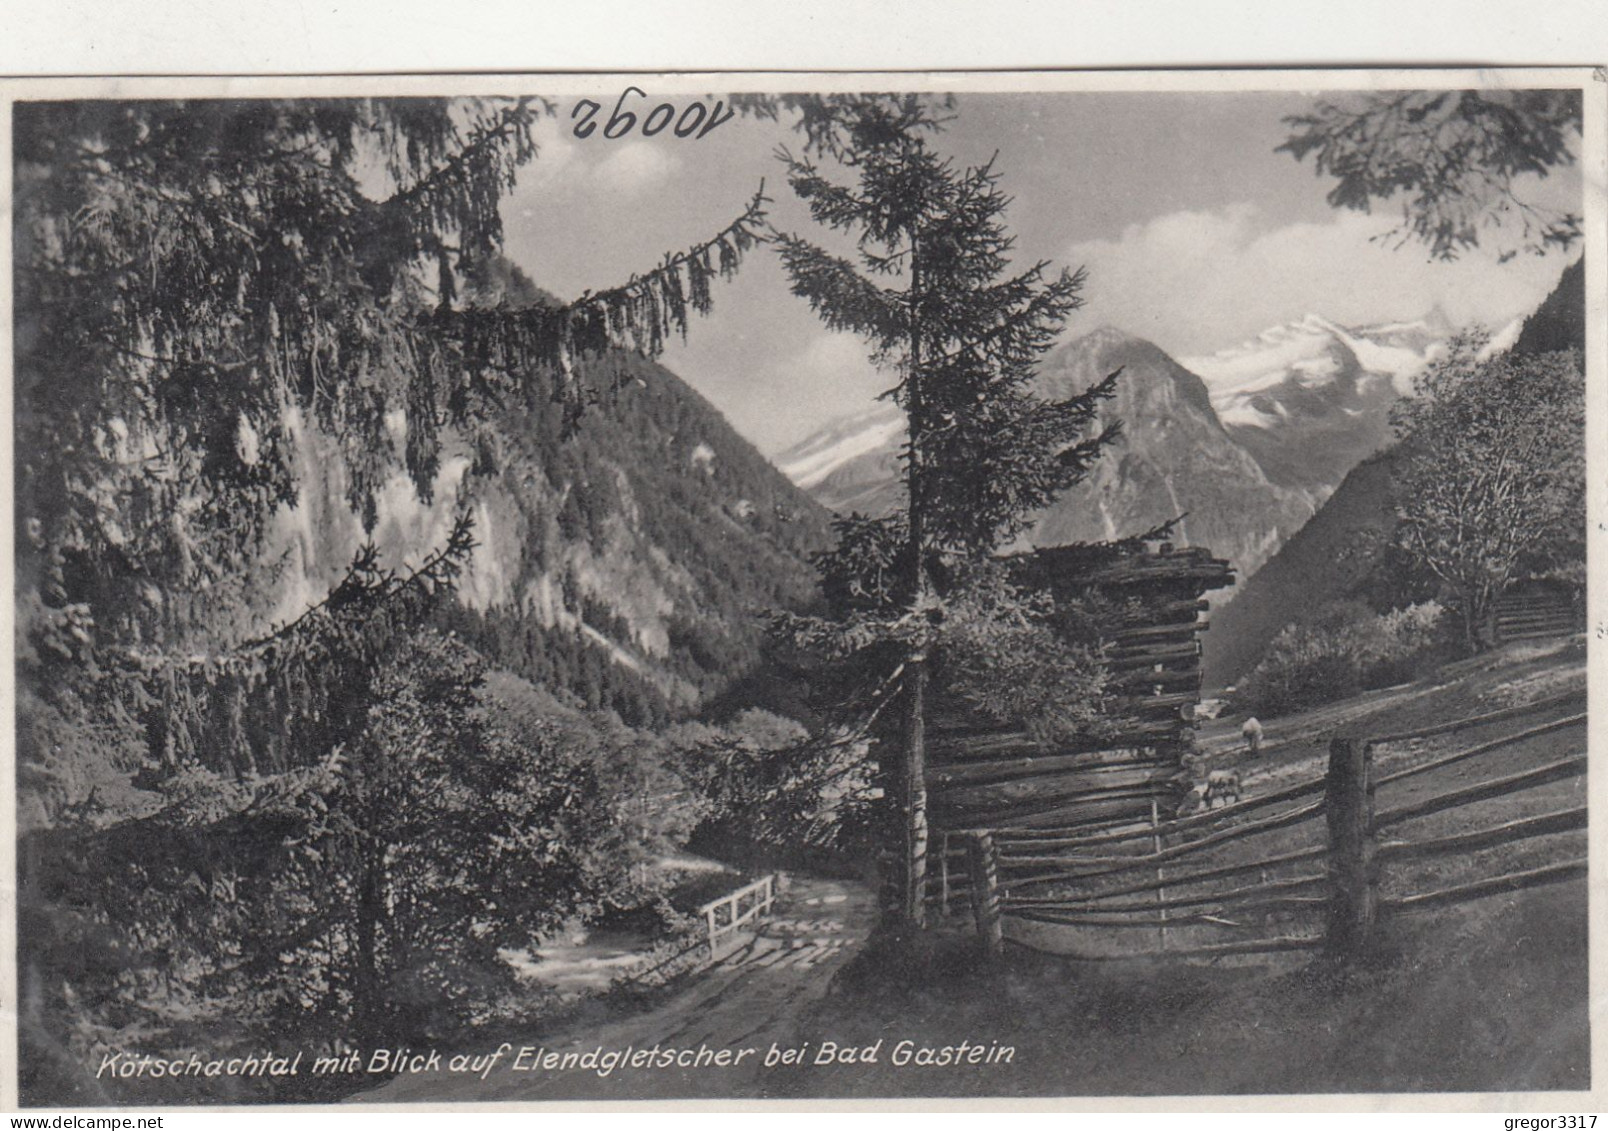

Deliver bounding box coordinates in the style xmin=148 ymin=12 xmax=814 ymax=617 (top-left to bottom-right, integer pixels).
xmin=1181 ymin=312 xmax=1438 ymax=414
xmin=776 ymin=401 xmax=903 ymax=491
xmin=1173 ymin=310 xmax=1451 ymax=500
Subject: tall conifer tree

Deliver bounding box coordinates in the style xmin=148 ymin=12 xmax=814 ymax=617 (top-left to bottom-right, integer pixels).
xmin=13 ymin=96 xmax=772 ymax=1064
xmin=771 ymin=97 xmax=1123 ymax=930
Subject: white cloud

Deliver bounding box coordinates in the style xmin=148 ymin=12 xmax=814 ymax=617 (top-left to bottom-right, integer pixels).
xmin=798 ymin=331 xmax=885 ymax=388
xmin=591 ymin=141 xmax=681 ymax=195
xmin=515 ymin=117 xmax=577 ymax=193
xmin=777 ymin=332 xmax=888 ymax=420
xmin=1065 ymin=204 xmax=1571 ymax=355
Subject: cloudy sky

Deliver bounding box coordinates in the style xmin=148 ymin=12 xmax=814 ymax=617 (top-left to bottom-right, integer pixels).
xmin=499 ymin=90 xmax=1580 ymax=455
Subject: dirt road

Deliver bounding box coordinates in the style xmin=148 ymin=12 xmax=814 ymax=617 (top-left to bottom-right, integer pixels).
xmin=355 ymin=874 xmax=874 ymax=1103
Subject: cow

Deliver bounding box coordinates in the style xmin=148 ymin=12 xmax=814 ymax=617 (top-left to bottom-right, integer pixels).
xmin=1175 ymin=769 xmax=1243 ymax=817
xmin=1241 ymin=716 xmax=1264 ymax=757
xmin=1206 ymin=769 xmax=1242 ymax=807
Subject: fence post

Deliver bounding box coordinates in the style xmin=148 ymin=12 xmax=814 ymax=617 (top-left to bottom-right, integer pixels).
xmin=1324 ymin=736 xmax=1378 ymax=960
xmin=967 ymin=832 xmax=1004 ymax=960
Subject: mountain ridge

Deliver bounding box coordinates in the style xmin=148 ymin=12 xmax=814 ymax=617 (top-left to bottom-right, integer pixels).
xmin=775 ymin=314 xmax=1441 ymax=590
xmin=1179 ymin=311 xmax=1441 ymax=496
xmin=1200 ymin=256 xmax=1585 ymax=687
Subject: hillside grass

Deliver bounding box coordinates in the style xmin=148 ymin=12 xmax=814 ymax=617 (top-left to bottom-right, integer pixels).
xmin=764 ymin=881 xmax=1583 ymax=1097
xmin=764 ymin=637 xmax=1589 ymax=1098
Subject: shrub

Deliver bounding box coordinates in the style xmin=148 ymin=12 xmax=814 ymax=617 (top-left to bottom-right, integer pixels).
xmin=936 ymin=561 xmax=1112 ymax=745
xmin=1240 ymin=600 xmax=1445 ymax=717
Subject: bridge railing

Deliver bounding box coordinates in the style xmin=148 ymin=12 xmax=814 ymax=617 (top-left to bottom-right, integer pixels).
xmin=699 ymin=873 xmax=778 ymax=958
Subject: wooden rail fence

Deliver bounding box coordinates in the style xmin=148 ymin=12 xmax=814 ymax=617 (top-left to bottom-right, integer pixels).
xmin=1492 ymin=581 xmax=1581 ymax=644
xmin=700 ymin=873 xmax=778 ymax=959
xmin=942 ymin=688 xmax=1586 ymax=964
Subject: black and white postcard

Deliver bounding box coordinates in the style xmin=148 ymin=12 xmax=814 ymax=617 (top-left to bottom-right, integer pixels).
xmin=3 ymin=68 xmax=1604 ymax=1111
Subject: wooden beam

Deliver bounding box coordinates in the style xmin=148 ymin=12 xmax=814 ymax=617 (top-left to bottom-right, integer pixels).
xmin=1373 ymin=754 xmax=1586 ymax=830
xmin=999 ymin=934 xmax=1321 ymax=961
xmin=935 ymin=783 xmax=1178 ymax=826
xmin=1365 ymin=689 xmax=1585 ymax=745
xmin=934 ymin=772 xmax=1179 ymax=817
xmin=998 ymin=769 xmax=1328 ymax=847
xmin=1005 ymin=843 xmax=1329 ymax=906
xmin=1378 ymin=806 xmax=1585 ymax=863
xmin=1113 ymin=597 xmax=1211 ymax=626
xmin=1104 ymin=646 xmax=1201 ymax=669
xmin=928 ymin=729 xmax=1175 ymax=762
xmin=1110 ymin=622 xmax=1205 ymax=644
xmin=1007 ymin=872 xmax=1327 ymax=917
xmin=999 ymin=798 xmax=1326 ymax=889
xmin=1381 ymin=858 xmax=1586 ymax=913
xmin=945 ymin=793 xmax=1170 ymax=834
xmin=928 ymin=754 xmax=1174 ymax=791
xmin=1373 ymin=714 xmax=1587 ymax=789
xmin=1109 ymin=691 xmax=1198 ymax=716
xmin=1110 ymin=667 xmax=1205 ymax=692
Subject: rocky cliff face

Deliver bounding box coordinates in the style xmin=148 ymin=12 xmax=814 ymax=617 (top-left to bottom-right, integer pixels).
xmin=260 ymin=348 xmax=834 ymax=722
xmin=1022 ymin=329 xmax=1316 ymax=582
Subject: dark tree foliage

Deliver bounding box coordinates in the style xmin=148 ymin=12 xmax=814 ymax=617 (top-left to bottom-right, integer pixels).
xmin=13 ymin=95 xmax=775 ymax=1100
xmin=14 ymin=95 xmax=770 ymax=807
xmin=1280 ymin=89 xmax=1582 ymax=261
xmin=1389 ymin=332 xmax=1585 ymax=651
xmin=1512 ymin=256 xmax=1586 ymax=355
xmin=439 ymin=602 xmax=675 ymax=729
xmin=15 ymin=98 xmax=766 ymax=661
xmin=767 ymin=96 xmax=1124 ymax=928
xmin=21 ymin=630 xmax=612 ymax=1101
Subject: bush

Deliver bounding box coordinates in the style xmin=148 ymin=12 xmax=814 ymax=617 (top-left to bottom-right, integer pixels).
xmin=1240 ymin=601 xmax=1445 ymax=717
xmin=936 ymin=562 xmax=1112 ymax=744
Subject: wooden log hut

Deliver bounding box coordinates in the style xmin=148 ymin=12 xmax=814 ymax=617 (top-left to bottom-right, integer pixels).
xmin=926 ymin=541 xmax=1235 ymax=837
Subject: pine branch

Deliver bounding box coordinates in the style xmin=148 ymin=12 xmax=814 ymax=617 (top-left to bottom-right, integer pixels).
xmin=427 ymin=185 xmax=771 ymax=433
xmin=380 ymin=99 xmax=541 ymax=215
xmin=770 ymin=232 xmax=906 ymax=347
xmin=110 ymin=509 xmax=477 ymax=675
xmin=562 ymin=182 xmax=771 ymax=332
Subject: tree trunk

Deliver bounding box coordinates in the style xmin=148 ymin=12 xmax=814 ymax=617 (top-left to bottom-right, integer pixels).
xmin=354 ymin=839 xmax=384 ymax=1038
xmin=1461 ymin=597 xmax=1483 ymax=654
xmin=900 ymin=235 xmax=929 ymax=931
xmin=904 ymin=653 xmax=929 ymax=929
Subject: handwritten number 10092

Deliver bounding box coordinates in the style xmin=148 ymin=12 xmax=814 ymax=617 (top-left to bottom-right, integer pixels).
xmin=572 ymin=88 xmax=735 ymax=141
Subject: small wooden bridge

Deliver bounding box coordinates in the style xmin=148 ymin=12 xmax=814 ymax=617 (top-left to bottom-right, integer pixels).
xmin=699 ymin=873 xmax=778 ymax=958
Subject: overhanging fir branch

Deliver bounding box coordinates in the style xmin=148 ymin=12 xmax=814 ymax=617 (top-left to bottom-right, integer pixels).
xmin=770 ymin=232 xmax=907 ymax=349
xmin=562 ymin=181 xmax=771 ymax=353
xmin=110 ymin=509 xmax=478 ymax=678
xmin=368 ymin=98 xmax=545 ymax=263
xmin=426 ymin=184 xmax=771 ymax=431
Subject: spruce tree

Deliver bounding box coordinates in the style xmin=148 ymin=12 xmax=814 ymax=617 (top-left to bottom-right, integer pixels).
xmin=13 ymin=96 xmax=773 ymax=1070
xmin=770 ymin=97 xmax=1122 ymax=930
xmin=15 ymin=96 xmax=771 ymax=804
